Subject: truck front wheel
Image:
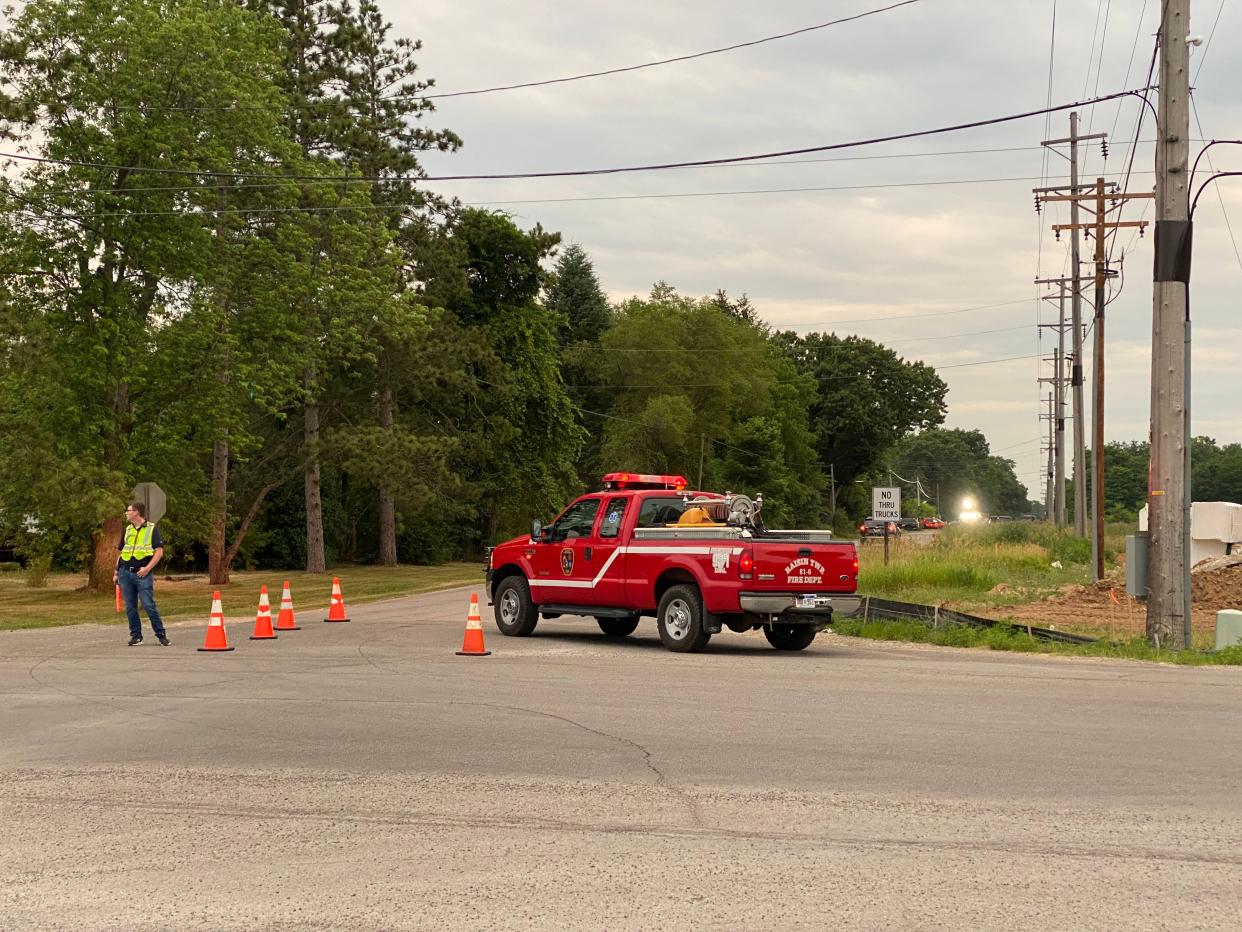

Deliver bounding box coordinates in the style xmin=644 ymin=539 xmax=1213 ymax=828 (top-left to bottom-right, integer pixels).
xmin=494 ymin=576 xmax=538 ymax=637
xmin=763 ymin=623 xmax=817 ymax=651
xmin=657 ymin=585 xmax=711 ymax=653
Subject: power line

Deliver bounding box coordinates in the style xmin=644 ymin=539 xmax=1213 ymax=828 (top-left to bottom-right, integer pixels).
xmin=2 ymin=162 xmax=1164 ymax=206
xmin=420 ymin=0 xmax=927 ymax=101
xmin=457 ymin=172 xmax=1152 ymax=207
xmin=1108 ymin=0 xmax=1151 ymax=142
xmin=71 ymin=1 xmax=925 ymax=112
xmin=0 ymin=86 xmax=1149 ymax=184
xmin=1191 ymin=0 xmax=1228 ymax=84
xmin=1 ymin=171 xmax=1161 ymax=221
xmin=1189 ymin=97 xmax=1242 ymax=274
xmin=1106 ymin=20 xmax=1163 ymax=266
xmin=2 ymin=141 xmax=1182 ymax=197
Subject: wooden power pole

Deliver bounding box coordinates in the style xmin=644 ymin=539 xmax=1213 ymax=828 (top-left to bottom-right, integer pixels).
xmin=1038 ymin=113 xmax=1100 ymax=536
xmin=1036 ymin=280 xmax=1070 ymax=527
xmin=1044 ymin=184 xmax=1152 ymax=580
xmin=1146 ymin=1 xmax=1193 ymax=649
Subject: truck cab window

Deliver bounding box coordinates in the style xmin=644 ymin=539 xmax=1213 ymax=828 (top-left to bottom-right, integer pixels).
xmin=552 ymin=499 xmax=601 ymax=541
xmin=636 ymin=497 xmax=689 ymax=528
xmin=599 ymin=498 xmax=627 ymax=538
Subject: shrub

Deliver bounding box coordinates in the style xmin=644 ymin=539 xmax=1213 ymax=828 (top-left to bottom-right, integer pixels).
xmin=24 ymin=554 xmax=51 ymax=588
xmin=1047 ymin=534 xmax=1091 ymax=564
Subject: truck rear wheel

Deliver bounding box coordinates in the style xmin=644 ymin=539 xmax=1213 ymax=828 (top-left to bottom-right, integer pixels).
xmin=763 ymin=624 xmax=817 ymax=651
xmin=494 ymin=576 xmax=538 ymax=637
xmin=657 ymin=585 xmax=711 ymax=653
xmin=597 ymin=616 xmax=639 ymax=637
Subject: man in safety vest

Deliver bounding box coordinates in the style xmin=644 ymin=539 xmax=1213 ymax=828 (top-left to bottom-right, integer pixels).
xmin=113 ymin=502 xmax=169 ymax=646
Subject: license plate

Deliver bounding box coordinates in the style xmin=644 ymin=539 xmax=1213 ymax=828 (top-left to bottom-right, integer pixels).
xmin=797 ymin=594 xmax=818 ymax=608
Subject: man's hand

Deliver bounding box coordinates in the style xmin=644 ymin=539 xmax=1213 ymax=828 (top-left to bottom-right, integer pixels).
xmin=136 ymin=567 xmax=149 ymax=578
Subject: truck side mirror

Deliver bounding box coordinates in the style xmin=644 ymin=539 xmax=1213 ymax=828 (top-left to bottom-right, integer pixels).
xmin=530 ymin=519 xmax=542 ymax=542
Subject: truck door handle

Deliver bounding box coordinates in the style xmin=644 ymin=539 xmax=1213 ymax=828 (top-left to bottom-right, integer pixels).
xmin=799 ymin=547 xmax=812 ymax=556
xmin=585 ymin=546 xmax=593 ymax=560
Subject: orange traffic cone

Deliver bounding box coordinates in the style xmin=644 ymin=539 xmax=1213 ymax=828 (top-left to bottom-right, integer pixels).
xmin=323 ymin=576 xmax=350 ymax=623
xmin=115 ymin=584 xmax=122 ymax=613
xmin=198 ymin=591 xmax=235 ymax=652
xmin=274 ymin=580 xmax=300 ymax=631
xmin=456 ymin=593 xmax=490 ymax=656
xmin=250 ymin=585 xmax=277 ymax=640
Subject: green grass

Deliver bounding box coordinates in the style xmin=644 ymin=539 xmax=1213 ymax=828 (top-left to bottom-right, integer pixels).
xmin=856 ymin=521 xmax=1131 ymax=609
xmin=831 ymin=618 xmax=1242 ymax=666
xmin=0 ymin=563 xmax=484 ymax=631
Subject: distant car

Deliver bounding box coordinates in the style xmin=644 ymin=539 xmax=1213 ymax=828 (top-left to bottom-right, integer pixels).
xmin=859 ymin=517 xmax=899 ymax=538
xmin=920 ymin=517 xmax=946 ymax=530
xmin=898 ymin=518 xmax=921 ymax=532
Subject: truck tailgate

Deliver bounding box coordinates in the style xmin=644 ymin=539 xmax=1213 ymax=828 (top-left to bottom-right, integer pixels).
xmin=749 ymin=541 xmax=858 ymax=592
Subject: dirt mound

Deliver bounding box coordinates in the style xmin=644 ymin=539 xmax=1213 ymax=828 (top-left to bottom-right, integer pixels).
xmin=971 ymin=558 xmax=1242 ymax=644
xmin=1192 ymin=558 xmax=1242 ymax=612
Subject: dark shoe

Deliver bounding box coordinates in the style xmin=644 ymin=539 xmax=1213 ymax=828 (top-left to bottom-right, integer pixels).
xmin=127 ymin=636 xmax=143 ymax=646
xmin=157 ymin=635 xmax=171 ymax=646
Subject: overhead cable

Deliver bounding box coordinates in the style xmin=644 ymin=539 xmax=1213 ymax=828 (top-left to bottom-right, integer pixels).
xmin=0 ymin=86 xmax=1149 ymax=184
xmin=420 ymin=1 xmax=927 ymax=100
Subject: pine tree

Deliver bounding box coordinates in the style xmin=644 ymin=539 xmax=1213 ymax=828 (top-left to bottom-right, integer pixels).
xmin=546 ymin=244 xmax=612 ymax=346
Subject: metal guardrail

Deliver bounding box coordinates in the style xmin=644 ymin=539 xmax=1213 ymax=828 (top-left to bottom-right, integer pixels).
xmin=853 ymin=595 xmax=1098 ymax=645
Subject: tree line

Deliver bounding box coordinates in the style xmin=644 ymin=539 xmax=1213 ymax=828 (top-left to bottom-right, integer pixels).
xmin=1 ymin=0 xmax=1043 ymax=588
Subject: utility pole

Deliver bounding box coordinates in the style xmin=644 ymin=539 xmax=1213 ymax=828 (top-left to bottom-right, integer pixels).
xmin=697 ymin=434 xmax=706 ymax=491
xmin=1035 ymin=280 xmax=1070 ymax=527
xmin=1042 ymin=392 xmax=1055 ymax=518
xmin=1044 ymin=184 xmax=1152 ymax=580
xmin=1039 ymin=113 xmax=1101 ymax=536
xmin=1091 ymin=177 xmax=1108 ymax=580
xmin=829 ymin=463 xmax=836 ymax=524
xmin=1147 ymin=1 xmax=1193 ymax=650
xmin=1054 ymin=285 xmax=1067 ymax=527
xmin=1069 ymin=114 xmax=1087 ymax=538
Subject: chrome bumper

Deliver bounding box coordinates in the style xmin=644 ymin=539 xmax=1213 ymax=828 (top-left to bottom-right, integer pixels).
xmin=739 ymin=593 xmax=863 ymax=617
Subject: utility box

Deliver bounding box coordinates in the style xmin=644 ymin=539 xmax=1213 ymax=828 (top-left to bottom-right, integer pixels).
xmin=1126 ymin=533 xmax=1148 ymax=600
xmin=1216 ymin=610 xmax=1242 ymax=651
xmin=1138 ymin=501 xmax=1242 ymax=565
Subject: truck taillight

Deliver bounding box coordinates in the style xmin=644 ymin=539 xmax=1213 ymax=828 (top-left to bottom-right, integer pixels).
xmin=739 ymin=550 xmax=753 ymax=580
xmin=853 ymin=554 xmax=860 ymax=577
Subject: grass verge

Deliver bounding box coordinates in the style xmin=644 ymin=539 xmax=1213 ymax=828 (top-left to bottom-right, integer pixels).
xmin=0 ymin=563 xmax=483 ymax=631
xmin=856 ymin=521 xmax=1131 ymax=609
xmin=831 ymin=618 xmax=1242 ymax=666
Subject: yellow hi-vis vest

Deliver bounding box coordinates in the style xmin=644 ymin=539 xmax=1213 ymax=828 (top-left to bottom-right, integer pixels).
xmin=121 ymin=523 xmax=156 ymax=562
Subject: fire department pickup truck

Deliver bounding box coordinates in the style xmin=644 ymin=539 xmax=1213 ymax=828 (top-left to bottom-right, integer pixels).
xmin=485 ymin=473 xmax=861 ymax=653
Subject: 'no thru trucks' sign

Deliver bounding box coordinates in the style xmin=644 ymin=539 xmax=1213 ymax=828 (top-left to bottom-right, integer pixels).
xmin=872 ymin=486 xmax=901 ymax=521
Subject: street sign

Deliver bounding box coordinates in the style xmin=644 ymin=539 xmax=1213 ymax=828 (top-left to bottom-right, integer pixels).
xmin=131 ymin=482 xmax=167 ymax=525
xmin=872 ymin=486 xmax=901 ymax=521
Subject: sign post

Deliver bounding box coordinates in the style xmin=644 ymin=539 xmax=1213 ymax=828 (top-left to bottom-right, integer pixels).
xmin=872 ymin=487 xmax=901 ymax=567
xmin=131 ymin=482 xmax=167 ymax=525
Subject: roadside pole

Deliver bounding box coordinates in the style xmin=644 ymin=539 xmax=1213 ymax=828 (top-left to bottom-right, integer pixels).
xmin=1146 ymin=0 xmax=1192 ymax=649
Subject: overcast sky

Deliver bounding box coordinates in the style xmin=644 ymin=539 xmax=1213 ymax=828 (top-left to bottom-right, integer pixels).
xmin=390 ymin=0 xmax=1241 ymax=501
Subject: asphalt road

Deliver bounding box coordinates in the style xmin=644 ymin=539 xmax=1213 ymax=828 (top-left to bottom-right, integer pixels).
xmin=3 ymin=585 xmax=1241 ymax=930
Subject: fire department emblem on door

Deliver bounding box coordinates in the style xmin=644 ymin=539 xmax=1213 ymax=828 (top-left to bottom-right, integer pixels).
xmin=560 ymin=547 xmax=574 ymax=575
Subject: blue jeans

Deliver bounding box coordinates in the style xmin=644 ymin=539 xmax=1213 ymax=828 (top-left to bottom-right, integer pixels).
xmin=118 ymin=566 xmax=166 ymax=639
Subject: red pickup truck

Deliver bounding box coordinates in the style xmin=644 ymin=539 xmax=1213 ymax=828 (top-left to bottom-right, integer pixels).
xmin=485 ymin=473 xmax=861 ymax=653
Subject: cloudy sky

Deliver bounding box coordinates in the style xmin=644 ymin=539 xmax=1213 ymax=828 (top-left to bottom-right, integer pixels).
xmin=390 ymin=0 xmax=1241 ymax=500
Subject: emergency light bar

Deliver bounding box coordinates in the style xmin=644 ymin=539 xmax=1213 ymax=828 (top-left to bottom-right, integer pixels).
xmin=601 ymin=472 xmax=688 ymax=491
